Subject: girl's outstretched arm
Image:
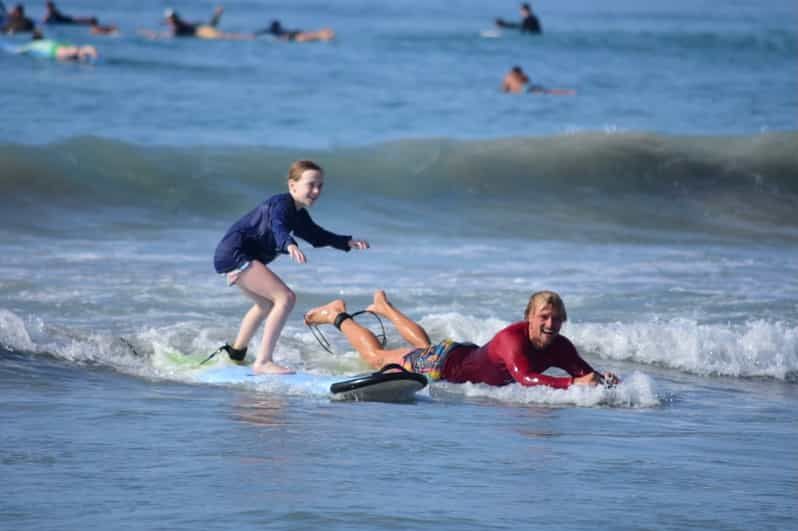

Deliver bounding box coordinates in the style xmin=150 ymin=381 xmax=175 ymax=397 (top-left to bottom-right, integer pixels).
xmin=348 ymin=239 xmax=370 ymax=250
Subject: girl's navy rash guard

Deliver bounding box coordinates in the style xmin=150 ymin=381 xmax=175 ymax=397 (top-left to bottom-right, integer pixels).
xmin=214 ymin=193 xmax=351 ymax=274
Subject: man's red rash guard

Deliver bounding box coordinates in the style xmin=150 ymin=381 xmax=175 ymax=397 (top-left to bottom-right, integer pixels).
xmin=442 ymin=321 xmax=594 ymax=389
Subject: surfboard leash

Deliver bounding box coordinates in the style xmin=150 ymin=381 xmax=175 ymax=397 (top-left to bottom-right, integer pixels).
xmin=119 ymin=337 xmax=141 ymax=357
xmin=308 ymin=310 xmax=387 ymax=355
xmin=198 ymin=346 xmax=224 ymax=366
xmin=198 ymin=344 xmax=248 ymax=366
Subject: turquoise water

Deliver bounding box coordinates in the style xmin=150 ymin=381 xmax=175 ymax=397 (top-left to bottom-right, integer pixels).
xmin=1 ymin=1 xmax=797 ymax=529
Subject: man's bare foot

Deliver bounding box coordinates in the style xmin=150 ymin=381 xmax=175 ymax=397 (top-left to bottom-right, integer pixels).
xmin=366 ymin=290 xmax=392 ymax=315
xmin=304 ymin=299 xmax=347 ymax=325
xmin=252 ymin=360 xmax=294 ymax=375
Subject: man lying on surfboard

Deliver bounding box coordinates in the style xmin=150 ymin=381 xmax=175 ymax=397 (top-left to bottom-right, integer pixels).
xmin=305 ymin=290 xmax=618 ymax=389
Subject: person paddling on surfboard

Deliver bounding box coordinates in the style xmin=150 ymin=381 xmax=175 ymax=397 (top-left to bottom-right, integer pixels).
xmin=1 ymin=3 xmax=34 ymax=34
xmin=213 ymin=160 xmax=370 ymax=374
xmin=254 ymin=19 xmax=335 ymax=42
xmin=305 ymin=290 xmax=619 ymax=388
xmin=502 ymin=66 xmax=576 ymax=95
xmin=42 ymin=1 xmax=96 ymax=26
xmin=495 ymin=3 xmax=542 ymax=34
xmin=139 ymin=6 xmax=241 ymax=40
xmin=11 ymin=28 xmax=98 ymax=61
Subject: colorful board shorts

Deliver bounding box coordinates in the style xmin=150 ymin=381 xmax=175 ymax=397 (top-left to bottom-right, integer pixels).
xmin=402 ymin=339 xmax=465 ymax=381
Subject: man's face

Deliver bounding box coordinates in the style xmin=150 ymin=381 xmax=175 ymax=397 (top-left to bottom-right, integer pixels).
xmin=527 ymin=303 xmax=564 ymax=349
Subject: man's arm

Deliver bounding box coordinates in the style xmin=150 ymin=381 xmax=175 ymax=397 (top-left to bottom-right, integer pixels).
xmin=495 ymin=18 xmax=520 ymax=29
xmin=503 ymin=348 xmax=575 ymax=389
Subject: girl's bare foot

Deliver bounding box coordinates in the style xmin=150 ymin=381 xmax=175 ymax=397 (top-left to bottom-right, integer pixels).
xmin=252 ymin=360 xmax=295 ymax=375
xmin=366 ymin=290 xmax=392 ymax=315
xmin=304 ymin=299 xmax=347 ymax=325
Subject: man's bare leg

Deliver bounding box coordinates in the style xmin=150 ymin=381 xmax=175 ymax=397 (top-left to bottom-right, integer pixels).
xmin=305 ymin=299 xmax=413 ymax=368
xmin=366 ymin=290 xmax=431 ymax=348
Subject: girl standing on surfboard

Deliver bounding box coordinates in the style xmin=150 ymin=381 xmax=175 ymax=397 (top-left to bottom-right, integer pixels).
xmin=213 ymin=160 xmax=370 ymax=374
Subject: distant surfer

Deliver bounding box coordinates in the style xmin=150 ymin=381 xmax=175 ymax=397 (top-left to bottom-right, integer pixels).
xmin=42 ymin=1 xmax=95 ymax=25
xmin=305 ymin=290 xmax=619 ymax=389
xmin=8 ymin=28 xmax=98 ymax=61
xmin=495 ymin=3 xmax=542 ymax=34
xmin=255 ymin=20 xmax=335 ymax=42
xmin=139 ymin=6 xmax=244 ymax=40
xmin=502 ymin=66 xmax=576 ymax=95
xmin=1 ymin=3 xmax=34 ymax=34
xmin=213 ymin=160 xmax=370 ymax=374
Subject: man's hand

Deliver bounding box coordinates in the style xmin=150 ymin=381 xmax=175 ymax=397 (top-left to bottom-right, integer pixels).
xmin=573 ymin=372 xmax=620 ymax=386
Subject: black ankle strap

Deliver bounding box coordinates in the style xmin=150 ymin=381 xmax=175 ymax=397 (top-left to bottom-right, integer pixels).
xmin=221 ymin=343 xmax=247 ymax=362
xmin=333 ymin=312 xmax=353 ymax=330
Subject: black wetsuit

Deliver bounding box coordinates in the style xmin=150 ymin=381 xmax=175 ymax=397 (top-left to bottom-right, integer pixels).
xmin=257 ymin=21 xmax=300 ymax=40
xmin=1 ymin=13 xmax=34 ymax=33
xmin=44 ymin=8 xmax=75 ymax=24
xmin=497 ymin=14 xmax=542 ymax=34
xmin=170 ymin=11 xmax=222 ymax=37
xmin=521 ymin=14 xmax=542 ymax=33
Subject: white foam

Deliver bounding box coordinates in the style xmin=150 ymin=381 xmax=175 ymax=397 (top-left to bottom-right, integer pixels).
xmin=434 ymin=371 xmax=659 ymax=408
xmin=0 ymin=309 xmax=35 ymax=351
xmin=571 ymin=318 xmax=798 ymax=379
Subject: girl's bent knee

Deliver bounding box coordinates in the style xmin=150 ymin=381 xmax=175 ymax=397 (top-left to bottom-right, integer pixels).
xmin=275 ymin=289 xmax=296 ymax=310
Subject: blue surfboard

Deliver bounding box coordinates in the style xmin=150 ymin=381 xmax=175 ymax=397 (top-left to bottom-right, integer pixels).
xmin=195 ymin=363 xmax=427 ymax=403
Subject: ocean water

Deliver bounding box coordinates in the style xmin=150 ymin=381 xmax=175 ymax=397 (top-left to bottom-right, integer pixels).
xmin=2 ymin=1 xmax=797 ymax=530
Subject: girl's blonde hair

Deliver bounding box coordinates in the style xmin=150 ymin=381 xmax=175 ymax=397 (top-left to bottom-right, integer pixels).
xmin=287 ymin=160 xmax=323 ymax=182
xmin=524 ymin=291 xmax=568 ymax=321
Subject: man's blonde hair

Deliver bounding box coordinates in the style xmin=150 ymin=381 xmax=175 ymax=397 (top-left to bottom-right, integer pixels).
xmin=287 ymin=160 xmax=323 ymax=182
xmin=524 ymin=290 xmax=567 ymax=321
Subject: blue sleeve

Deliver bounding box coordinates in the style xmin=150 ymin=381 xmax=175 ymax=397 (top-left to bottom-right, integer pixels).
xmin=268 ymin=196 xmax=298 ymax=252
xmin=293 ymin=209 xmax=351 ymax=251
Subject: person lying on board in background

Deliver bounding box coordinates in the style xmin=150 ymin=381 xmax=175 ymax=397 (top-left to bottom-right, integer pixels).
xmin=42 ymin=1 xmax=94 ymax=25
xmin=139 ymin=6 xmax=246 ymax=40
xmin=255 ymin=19 xmax=335 ymax=42
xmin=501 ymin=65 xmax=576 ymax=95
xmin=495 ymin=3 xmax=542 ymax=34
xmin=2 ymin=3 xmax=35 ymax=33
xmin=305 ymin=289 xmax=619 ymax=389
xmin=213 ymin=160 xmax=370 ymax=374
xmin=11 ymin=27 xmax=97 ymax=61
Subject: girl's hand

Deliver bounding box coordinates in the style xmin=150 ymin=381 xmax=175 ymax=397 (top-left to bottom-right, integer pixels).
xmin=287 ymin=244 xmax=306 ymax=264
xmin=348 ymin=239 xmax=370 ymax=250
